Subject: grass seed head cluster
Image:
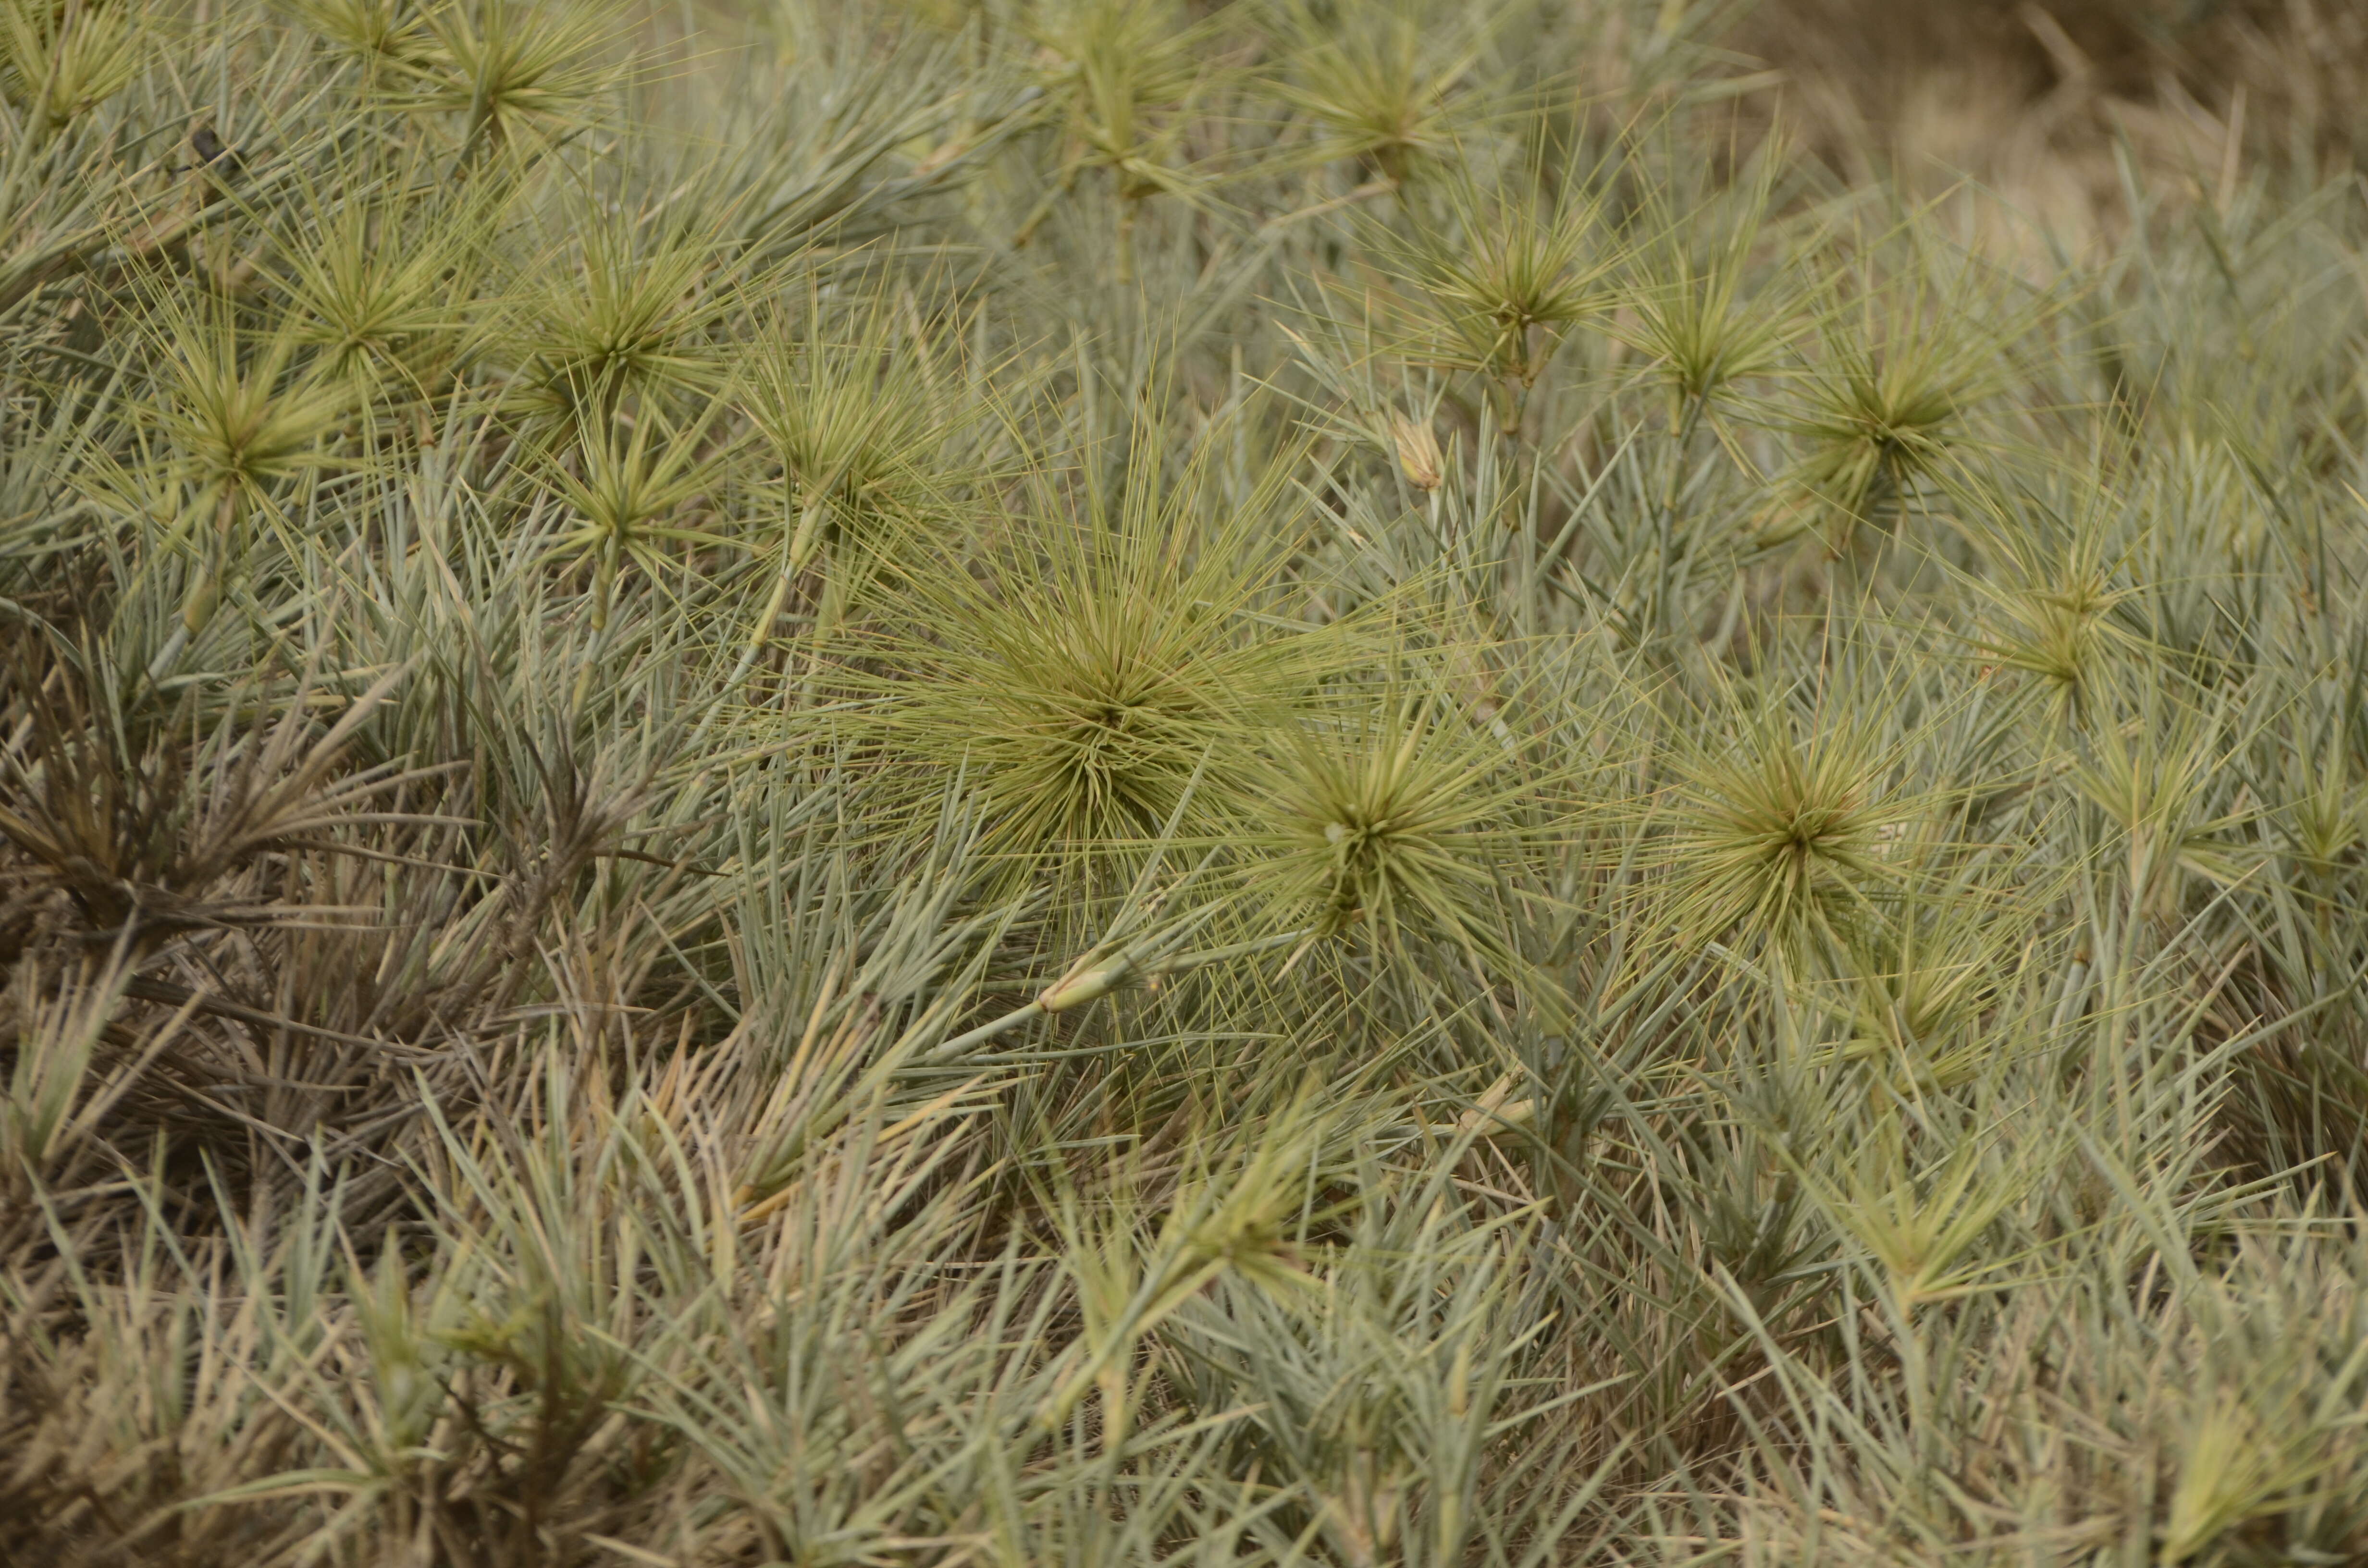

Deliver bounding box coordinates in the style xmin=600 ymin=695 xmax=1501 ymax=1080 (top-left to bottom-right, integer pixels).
xmin=5 ymin=0 xmax=2368 ymax=1565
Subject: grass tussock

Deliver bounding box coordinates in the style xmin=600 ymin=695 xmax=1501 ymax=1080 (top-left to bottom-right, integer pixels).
xmin=4 ymin=0 xmax=2368 ymax=1565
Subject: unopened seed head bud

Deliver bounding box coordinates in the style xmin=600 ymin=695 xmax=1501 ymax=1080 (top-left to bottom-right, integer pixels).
xmin=1040 ymin=967 xmax=1121 ymax=1013
xmin=183 ymin=566 xmax=220 ymax=635
xmin=788 ymin=495 xmax=827 ymax=571
xmin=1390 ymin=413 xmax=1442 ymax=492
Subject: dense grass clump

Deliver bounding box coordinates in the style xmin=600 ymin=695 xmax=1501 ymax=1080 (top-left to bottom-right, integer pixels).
xmin=7 ymin=1 xmax=2368 ymax=1564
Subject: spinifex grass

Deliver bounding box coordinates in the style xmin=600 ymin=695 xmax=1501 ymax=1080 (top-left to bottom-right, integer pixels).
xmin=1262 ymin=0 xmax=1510 ymax=186
xmin=1371 ymin=149 xmax=1616 ymax=429
xmin=0 ymin=0 xmax=146 ymax=130
xmin=1236 ymin=673 xmax=1553 ymax=1000
xmin=843 ymin=402 xmax=1368 ymax=923
xmin=1645 ymin=661 xmax=1942 ymax=974
xmin=9 ymin=0 xmax=2368 ymax=1563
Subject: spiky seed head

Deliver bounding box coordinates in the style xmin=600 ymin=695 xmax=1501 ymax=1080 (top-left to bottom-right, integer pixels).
xmin=870 ymin=547 xmax=1291 ymax=878
xmin=1780 ymin=248 xmax=2042 ymax=541
xmin=134 ymin=310 xmax=352 ymax=529
xmin=1788 ymin=347 xmax=1962 ymax=532
xmin=1612 ymin=166 xmax=1803 ymax=418
xmin=277 ymin=162 xmax=490 ymax=397
xmin=1025 ymin=0 xmax=1213 ymax=205
xmin=850 ymin=426 xmax=1360 ymax=904
xmin=284 ymin=0 xmax=432 ymax=67
xmin=1381 ymin=163 xmax=1612 ymax=391
xmin=409 ymin=0 xmax=621 ymax=152
xmin=0 ymin=0 xmax=146 ymax=128
xmin=1266 ymin=0 xmax=1490 ymax=184
xmin=498 ymin=208 xmax=734 ymax=424
xmin=537 ymin=413 xmax=725 ymax=627
xmin=1243 ymin=684 xmax=1535 ymax=980
xmin=1654 ymin=692 xmax=1918 ymax=966
xmin=740 ymin=295 xmax=965 ymax=566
